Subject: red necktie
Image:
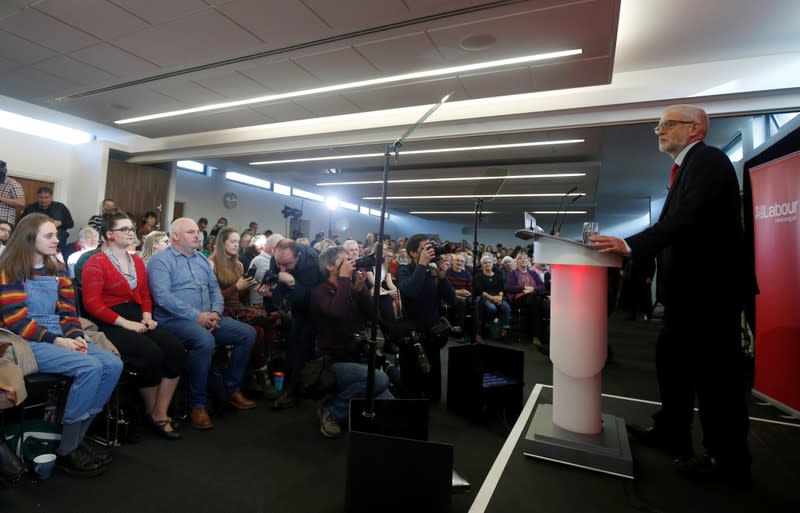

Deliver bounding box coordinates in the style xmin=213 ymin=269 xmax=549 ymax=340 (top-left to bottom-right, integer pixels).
xmin=669 ymin=163 xmax=679 ymax=187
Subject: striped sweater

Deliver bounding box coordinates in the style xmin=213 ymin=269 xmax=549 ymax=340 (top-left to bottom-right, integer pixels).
xmin=0 ymin=266 xmax=84 ymax=343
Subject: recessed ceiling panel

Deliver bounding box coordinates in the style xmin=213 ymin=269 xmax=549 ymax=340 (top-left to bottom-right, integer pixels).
xmin=302 ymin=0 xmax=409 ymax=32
xmin=343 ymin=77 xmax=465 ymax=111
xmin=291 ymin=46 xmax=379 ymax=84
xmin=217 ymin=0 xmax=331 ymax=47
xmin=70 ymin=43 xmax=161 ymax=79
xmin=35 ymin=0 xmax=151 ymax=40
xmin=109 ymin=0 xmax=210 ymax=25
xmin=239 ymin=58 xmax=322 ymax=92
xmin=354 ymin=32 xmax=445 ymax=74
xmin=33 ymin=55 xmax=118 ymax=87
xmin=191 ymin=71 xmax=270 ymax=99
xmin=458 ymin=67 xmax=534 ymax=98
xmin=0 ymin=7 xmax=99 ymax=54
xmin=111 ymin=9 xmax=263 ymax=67
xmin=0 ymin=29 xmax=56 ymax=65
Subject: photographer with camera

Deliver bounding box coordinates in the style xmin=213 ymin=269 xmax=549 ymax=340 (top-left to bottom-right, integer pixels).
xmin=310 ymin=246 xmax=394 ymax=437
xmin=264 ymin=239 xmax=324 ymax=409
xmin=397 ymin=234 xmax=455 ymax=402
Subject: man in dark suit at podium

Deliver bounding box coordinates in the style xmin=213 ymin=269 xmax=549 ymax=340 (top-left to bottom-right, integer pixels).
xmin=591 ymin=105 xmax=753 ymax=483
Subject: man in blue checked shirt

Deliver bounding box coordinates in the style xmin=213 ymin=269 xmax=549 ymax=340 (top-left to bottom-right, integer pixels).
xmin=148 ymin=218 xmax=256 ymax=430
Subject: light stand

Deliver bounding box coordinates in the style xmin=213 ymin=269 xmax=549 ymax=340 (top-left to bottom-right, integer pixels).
xmin=347 ymin=94 xmax=455 ymax=513
xmin=363 ymin=93 xmax=452 ymax=420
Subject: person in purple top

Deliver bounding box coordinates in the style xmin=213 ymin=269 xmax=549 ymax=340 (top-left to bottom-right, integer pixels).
xmin=505 ymin=253 xmax=549 ymax=347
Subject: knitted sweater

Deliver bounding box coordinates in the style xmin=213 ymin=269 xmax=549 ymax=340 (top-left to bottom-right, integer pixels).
xmin=0 ymin=266 xmax=83 ymax=343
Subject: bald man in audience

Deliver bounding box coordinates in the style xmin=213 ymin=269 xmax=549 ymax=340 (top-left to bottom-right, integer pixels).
xmin=148 ymin=218 xmax=256 ymax=430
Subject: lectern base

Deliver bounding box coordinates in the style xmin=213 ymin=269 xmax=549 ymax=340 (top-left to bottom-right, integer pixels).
xmin=522 ymin=404 xmax=633 ymax=479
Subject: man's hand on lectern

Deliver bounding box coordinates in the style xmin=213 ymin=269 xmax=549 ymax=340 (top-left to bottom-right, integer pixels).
xmin=589 ymin=235 xmax=630 ymax=256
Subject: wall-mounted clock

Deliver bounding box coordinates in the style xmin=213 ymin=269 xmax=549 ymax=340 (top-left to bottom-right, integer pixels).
xmin=223 ymin=192 xmax=238 ymax=209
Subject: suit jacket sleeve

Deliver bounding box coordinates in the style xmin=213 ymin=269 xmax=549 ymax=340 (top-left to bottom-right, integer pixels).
xmin=626 ymin=144 xmax=734 ymax=256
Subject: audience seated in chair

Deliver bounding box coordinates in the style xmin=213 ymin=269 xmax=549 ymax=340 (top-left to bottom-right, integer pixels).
xmin=506 ymin=253 xmax=550 ymax=348
xmin=81 ymin=211 xmax=187 ymax=440
xmin=209 ymin=227 xmax=277 ymax=399
xmin=147 ymin=218 xmax=256 ymax=431
xmin=0 ymin=213 xmax=123 ymax=477
xmin=139 ymin=231 xmax=169 ymax=264
xmin=474 ymin=254 xmax=511 ymax=341
xmin=444 ymin=252 xmax=472 ymax=338
xmin=66 ymin=226 xmax=99 ymax=278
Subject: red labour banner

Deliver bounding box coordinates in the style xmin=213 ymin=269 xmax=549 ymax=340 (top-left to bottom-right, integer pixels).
xmin=750 ymin=149 xmax=800 ymax=413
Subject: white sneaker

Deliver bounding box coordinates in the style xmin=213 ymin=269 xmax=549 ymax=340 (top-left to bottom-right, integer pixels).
xmin=318 ymin=407 xmax=342 ymax=438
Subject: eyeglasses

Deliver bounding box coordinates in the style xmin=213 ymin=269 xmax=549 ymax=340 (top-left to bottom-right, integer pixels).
xmin=653 ymin=120 xmax=696 ymax=134
xmin=110 ymin=226 xmax=135 ymax=233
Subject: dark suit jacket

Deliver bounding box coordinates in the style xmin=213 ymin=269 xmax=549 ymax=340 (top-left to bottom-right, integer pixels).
xmin=397 ymin=261 xmax=456 ymax=332
xmin=626 ymin=142 xmax=749 ymax=309
xmin=268 ymin=244 xmax=323 ymax=315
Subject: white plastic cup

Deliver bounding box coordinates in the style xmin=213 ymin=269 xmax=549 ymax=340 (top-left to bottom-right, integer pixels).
xmin=32 ymin=453 xmax=57 ymax=480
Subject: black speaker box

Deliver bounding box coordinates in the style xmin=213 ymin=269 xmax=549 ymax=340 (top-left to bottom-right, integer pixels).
xmin=446 ymin=344 xmax=524 ymax=422
xmin=346 ymin=399 xmax=453 ymax=513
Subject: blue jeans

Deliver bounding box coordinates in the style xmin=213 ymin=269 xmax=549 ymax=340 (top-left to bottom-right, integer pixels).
xmin=326 ymin=362 xmax=394 ymax=424
xmin=29 ymin=341 xmax=123 ymax=424
xmin=161 ymin=316 xmax=255 ymax=408
xmin=475 ymin=297 xmax=511 ymax=329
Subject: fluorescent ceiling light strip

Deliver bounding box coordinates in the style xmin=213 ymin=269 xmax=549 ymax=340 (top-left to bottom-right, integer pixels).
xmin=0 ymin=109 xmax=92 ymax=144
xmin=114 ymin=49 xmax=581 ymax=125
xmin=318 ymin=172 xmax=585 ymax=186
xmin=409 ymin=211 xmax=496 ymax=214
xmin=363 ymin=193 xmax=585 ymax=200
xmin=532 ymin=210 xmax=588 ymax=214
xmin=273 ymin=183 xmax=291 ymax=196
xmin=339 ymin=201 xmax=359 ymax=211
xmin=177 ymin=160 xmax=205 ymax=172
xmin=253 ymin=140 xmax=584 ymax=166
xmin=226 ymin=171 xmax=270 ymax=189
xmin=292 ymin=188 xmax=324 ymax=202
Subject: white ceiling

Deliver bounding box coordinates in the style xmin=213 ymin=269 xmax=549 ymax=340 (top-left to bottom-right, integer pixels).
xmin=1 ymin=0 xmax=799 ymax=230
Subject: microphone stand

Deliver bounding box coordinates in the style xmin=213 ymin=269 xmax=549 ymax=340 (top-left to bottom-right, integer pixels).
xmin=555 ymin=194 xmax=582 ymax=237
xmin=364 ymin=93 xmax=452 ymax=423
xmin=469 ymin=198 xmax=483 ymax=344
xmin=550 ymin=186 xmax=578 ymax=235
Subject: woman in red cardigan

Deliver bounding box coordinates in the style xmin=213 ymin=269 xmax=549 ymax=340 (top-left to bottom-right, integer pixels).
xmin=82 ymin=211 xmax=186 ymax=440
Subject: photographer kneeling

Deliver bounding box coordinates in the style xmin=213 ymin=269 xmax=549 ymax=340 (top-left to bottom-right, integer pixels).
xmin=310 ymin=246 xmax=394 ymax=438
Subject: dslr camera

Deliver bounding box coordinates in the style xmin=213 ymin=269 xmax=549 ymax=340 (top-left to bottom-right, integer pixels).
xmin=426 ymin=241 xmax=450 ymax=261
xmin=353 ymin=252 xmax=377 ymax=270
xmin=261 ymin=270 xmax=279 ymax=287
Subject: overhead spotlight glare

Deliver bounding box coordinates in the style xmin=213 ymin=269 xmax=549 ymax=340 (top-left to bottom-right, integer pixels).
xmin=325 ymin=196 xmax=338 ymax=211
xmin=0 ymin=109 xmax=92 ymax=144
xmin=317 ymin=172 xmax=586 ymax=186
xmin=252 ymin=139 xmax=584 ymax=166
xmin=363 ymin=193 xmax=585 ymax=200
xmin=114 ymin=49 xmax=582 ymax=125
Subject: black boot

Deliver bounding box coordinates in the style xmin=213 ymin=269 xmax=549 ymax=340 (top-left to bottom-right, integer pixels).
xmin=0 ymin=435 xmax=25 ymax=484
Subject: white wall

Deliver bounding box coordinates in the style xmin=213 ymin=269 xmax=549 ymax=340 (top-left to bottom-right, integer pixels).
xmin=0 ymin=127 xmax=108 ymax=241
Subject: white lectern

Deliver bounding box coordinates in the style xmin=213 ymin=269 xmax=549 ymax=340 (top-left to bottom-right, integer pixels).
xmin=516 ymin=230 xmax=633 ymax=479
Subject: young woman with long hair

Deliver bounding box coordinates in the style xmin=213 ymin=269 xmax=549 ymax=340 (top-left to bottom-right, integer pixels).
xmin=81 ymin=212 xmax=186 ymax=440
xmin=139 ymin=230 xmax=169 ymax=263
xmin=0 ymin=214 xmax=123 ymax=476
xmin=208 ymin=227 xmax=275 ymax=395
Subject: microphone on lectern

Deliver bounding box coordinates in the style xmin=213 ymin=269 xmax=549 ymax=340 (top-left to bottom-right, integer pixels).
xmin=550 ymin=186 xmax=578 ymax=235
xmin=556 ymin=194 xmax=582 ymax=236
